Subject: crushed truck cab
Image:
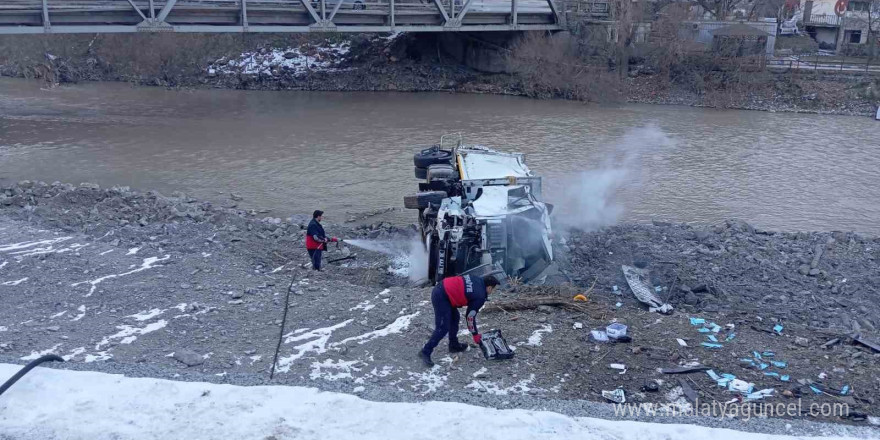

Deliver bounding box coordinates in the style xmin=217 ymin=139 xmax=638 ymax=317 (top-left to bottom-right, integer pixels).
xmin=405 ymin=136 xmax=554 ymax=285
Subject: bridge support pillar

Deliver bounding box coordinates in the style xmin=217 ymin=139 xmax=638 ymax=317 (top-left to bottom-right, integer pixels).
xmin=434 ymin=32 xmax=523 ymax=73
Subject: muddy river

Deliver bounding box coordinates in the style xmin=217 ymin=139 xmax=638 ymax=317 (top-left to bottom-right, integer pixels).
xmin=1 ymin=78 xmax=878 ymax=233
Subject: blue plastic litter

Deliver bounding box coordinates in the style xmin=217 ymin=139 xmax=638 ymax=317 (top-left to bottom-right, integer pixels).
xmin=710 ymin=323 xmax=722 ymax=333
xmin=725 ymin=333 xmax=736 ymax=341
xmin=759 ymin=363 xmax=770 ymax=370
xmin=707 ymin=335 xmax=718 ymax=342
xmin=780 ymin=375 xmax=790 ymax=382
xmin=740 ymin=358 xmax=757 ymax=367
xmin=841 ymin=385 xmax=850 ymax=395
xmin=698 ymin=328 xmax=711 ymax=333
xmin=771 ymin=361 xmax=787 ymax=368
xmin=773 ymin=324 xmax=784 ymax=334
xmin=809 ymin=385 xmax=823 ymax=394
xmin=753 ymin=351 xmax=763 ymax=360
xmin=721 ymin=373 xmax=736 ymax=379
xmin=702 ymin=342 xmax=724 ymax=349
xmin=689 ymin=318 xmax=706 ymax=326
xmin=762 ymin=351 xmax=775 ymax=357
xmin=764 ymin=372 xmax=780 ymax=378
xmin=706 ymin=370 xmax=721 ymax=381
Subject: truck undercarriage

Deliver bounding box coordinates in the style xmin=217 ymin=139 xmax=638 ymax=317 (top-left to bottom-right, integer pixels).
xmin=404 ymin=136 xmax=554 ymax=285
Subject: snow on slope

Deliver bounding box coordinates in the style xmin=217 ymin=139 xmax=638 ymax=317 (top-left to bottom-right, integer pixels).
xmin=0 ymin=364 xmax=875 ymax=440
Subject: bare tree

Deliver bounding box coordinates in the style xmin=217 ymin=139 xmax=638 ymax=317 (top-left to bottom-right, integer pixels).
xmin=609 ymin=0 xmax=650 ymax=78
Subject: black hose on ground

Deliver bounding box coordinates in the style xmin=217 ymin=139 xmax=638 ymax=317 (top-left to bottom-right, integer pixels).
xmin=269 ymin=270 xmax=298 ymax=381
xmin=0 ymin=354 xmax=64 ymax=397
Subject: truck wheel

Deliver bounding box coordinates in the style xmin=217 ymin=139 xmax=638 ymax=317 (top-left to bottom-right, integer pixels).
xmin=414 ymin=166 xmax=428 ymax=179
xmin=403 ymin=191 xmax=447 ymax=210
xmin=426 ymin=163 xmax=455 ymax=181
xmin=413 ymin=147 xmax=452 ymax=168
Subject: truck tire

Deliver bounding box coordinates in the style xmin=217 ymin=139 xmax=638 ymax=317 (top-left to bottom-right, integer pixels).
xmin=413 ymin=147 xmax=452 ymax=168
xmin=426 ymin=163 xmax=456 ymax=181
xmin=403 ymin=191 xmax=447 ymax=210
xmin=414 ymin=166 xmax=428 ymax=180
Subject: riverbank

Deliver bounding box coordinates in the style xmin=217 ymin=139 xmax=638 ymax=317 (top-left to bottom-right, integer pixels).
xmin=1 ymin=181 xmax=879 ymax=434
xmin=1 ymin=33 xmax=877 ymax=117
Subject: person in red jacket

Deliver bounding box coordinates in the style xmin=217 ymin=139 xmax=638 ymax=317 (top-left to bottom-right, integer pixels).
xmin=305 ymin=210 xmax=337 ymax=271
xmin=419 ymin=274 xmax=499 ymax=367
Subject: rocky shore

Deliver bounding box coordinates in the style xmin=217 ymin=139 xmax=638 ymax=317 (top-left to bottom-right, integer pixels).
xmin=1 ymin=180 xmax=879 ymax=436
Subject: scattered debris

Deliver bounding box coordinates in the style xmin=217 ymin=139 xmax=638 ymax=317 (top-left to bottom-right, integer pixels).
xmin=851 ymin=333 xmax=880 ymax=353
xmin=661 ymin=365 xmax=710 ymax=374
xmin=573 ymin=294 xmax=587 ymax=302
xmin=602 ymin=388 xmax=626 ymax=404
xmin=606 ymin=323 xmax=628 ymax=339
xmin=676 ymin=338 xmax=688 ymax=347
xmin=621 ymin=265 xmax=673 ymax=314
xmin=590 ymin=330 xmax=609 ymax=343
xmin=773 ymin=324 xmax=784 ymax=334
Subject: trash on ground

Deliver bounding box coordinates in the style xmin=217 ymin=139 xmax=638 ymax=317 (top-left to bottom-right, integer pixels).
xmin=728 ymin=379 xmax=755 ymax=394
xmin=809 ymin=385 xmax=823 ymax=394
xmin=689 ymin=318 xmax=706 ymax=326
xmin=698 ymin=328 xmax=711 ymax=333
xmin=706 ymin=370 xmax=721 ymax=381
xmin=602 ymin=388 xmax=626 ymax=404
xmin=725 ymin=333 xmax=736 ymax=341
xmin=573 ymin=322 xmax=584 ymax=330
xmin=641 ymin=380 xmax=660 ymax=392
xmin=773 ymin=324 xmax=784 ymax=334
xmin=678 ymin=378 xmax=698 ymax=403
xmin=606 ymin=323 xmax=628 ymax=339
xmin=840 ymin=385 xmax=850 ymax=395
xmin=590 ymin=330 xmax=609 ymax=343
xmin=609 ymin=363 xmax=627 ymax=374
xmin=676 ymin=338 xmax=688 ymax=347
xmin=573 ymin=294 xmax=587 ymax=302
xmin=780 ymin=375 xmax=790 ymax=382
xmin=851 ymin=333 xmax=880 ymax=353
xmin=615 ymin=302 xmax=622 ymax=308
xmin=660 ymin=365 xmax=710 ymax=374
xmin=612 ymin=285 xmax=620 ymax=294
xmin=621 ymin=265 xmax=673 ymax=314
xmin=746 ymin=389 xmax=775 ymax=400
xmin=771 ymin=361 xmax=787 ymax=368
xmin=707 ymin=335 xmax=718 ymax=342
xmin=701 ymin=342 xmax=723 ymax=349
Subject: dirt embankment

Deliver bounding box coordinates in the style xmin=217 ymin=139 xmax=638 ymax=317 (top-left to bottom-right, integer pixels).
xmin=1 ymin=180 xmax=879 ymax=433
xmin=1 ymin=33 xmax=878 ymax=116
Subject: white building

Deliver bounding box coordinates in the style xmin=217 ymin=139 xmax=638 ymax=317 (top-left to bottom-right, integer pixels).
xmin=801 ymin=0 xmax=878 ymax=50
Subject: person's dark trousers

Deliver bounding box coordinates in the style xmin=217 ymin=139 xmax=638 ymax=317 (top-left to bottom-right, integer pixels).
xmin=422 ymin=283 xmax=461 ymax=356
xmin=308 ymin=249 xmax=323 ymax=270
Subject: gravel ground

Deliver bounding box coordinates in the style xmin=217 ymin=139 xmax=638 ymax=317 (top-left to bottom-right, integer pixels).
xmin=1 ymin=181 xmax=879 ymax=438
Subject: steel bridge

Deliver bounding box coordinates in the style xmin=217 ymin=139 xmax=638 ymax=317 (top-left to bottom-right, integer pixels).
xmin=0 ymin=0 xmax=563 ymax=34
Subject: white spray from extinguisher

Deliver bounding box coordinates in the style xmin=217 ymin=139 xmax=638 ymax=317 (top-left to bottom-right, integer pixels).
xmin=345 ymin=238 xmax=428 ymax=282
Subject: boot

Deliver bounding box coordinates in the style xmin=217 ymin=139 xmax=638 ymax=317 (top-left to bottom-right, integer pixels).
xmin=418 ymin=349 xmax=434 ymax=367
xmin=449 ymin=341 xmax=468 ymax=353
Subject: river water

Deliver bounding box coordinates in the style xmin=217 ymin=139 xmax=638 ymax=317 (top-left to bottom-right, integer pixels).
xmin=1 ymin=78 xmax=878 ymax=233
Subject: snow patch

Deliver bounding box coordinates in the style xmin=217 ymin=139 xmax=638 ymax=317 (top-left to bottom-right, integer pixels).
xmin=275 ymin=320 xmax=353 ymax=373
xmin=309 ymin=359 xmax=362 ymax=381
xmin=63 ymin=347 xmax=86 ymax=361
xmin=126 ymin=308 xmax=165 ymax=321
xmin=466 ymin=374 xmax=537 ymax=396
xmin=126 ymin=247 xmax=141 ymax=255
xmin=72 ymin=255 xmax=170 ymax=296
xmin=1 ymin=277 xmax=28 ymax=286
xmin=95 ymin=320 xmax=168 ymax=349
xmin=0 ymin=363 xmax=861 ymax=440
xmin=212 ymin=42 xmax=351 ymax=78
xmin=70 ymin=305 xmax=86 ymax=321
xmin=524 ymin=325 xmax=553 ymax=346
xmin=334 ymin=312 xmax=419 ymax=346
xmin=0 ymin=237 xmax=72 ymax=253
xmin=21 ymin=343 xmax=62 ymax=361
xmin=406 ymin=366 xmax=448 ymax=394
xmin=349 ymin=300 xmax=375 ymax=312
xmin=50 ymin=311 xmax=67 ymax=319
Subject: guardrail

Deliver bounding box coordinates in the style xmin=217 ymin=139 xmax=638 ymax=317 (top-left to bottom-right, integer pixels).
xmin=768 ymin=54 xmax=880 ymax=73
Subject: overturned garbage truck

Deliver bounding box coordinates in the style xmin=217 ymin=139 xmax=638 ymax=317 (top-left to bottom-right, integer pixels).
xmin=404 ymin=135 xmax=554 ymax=285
